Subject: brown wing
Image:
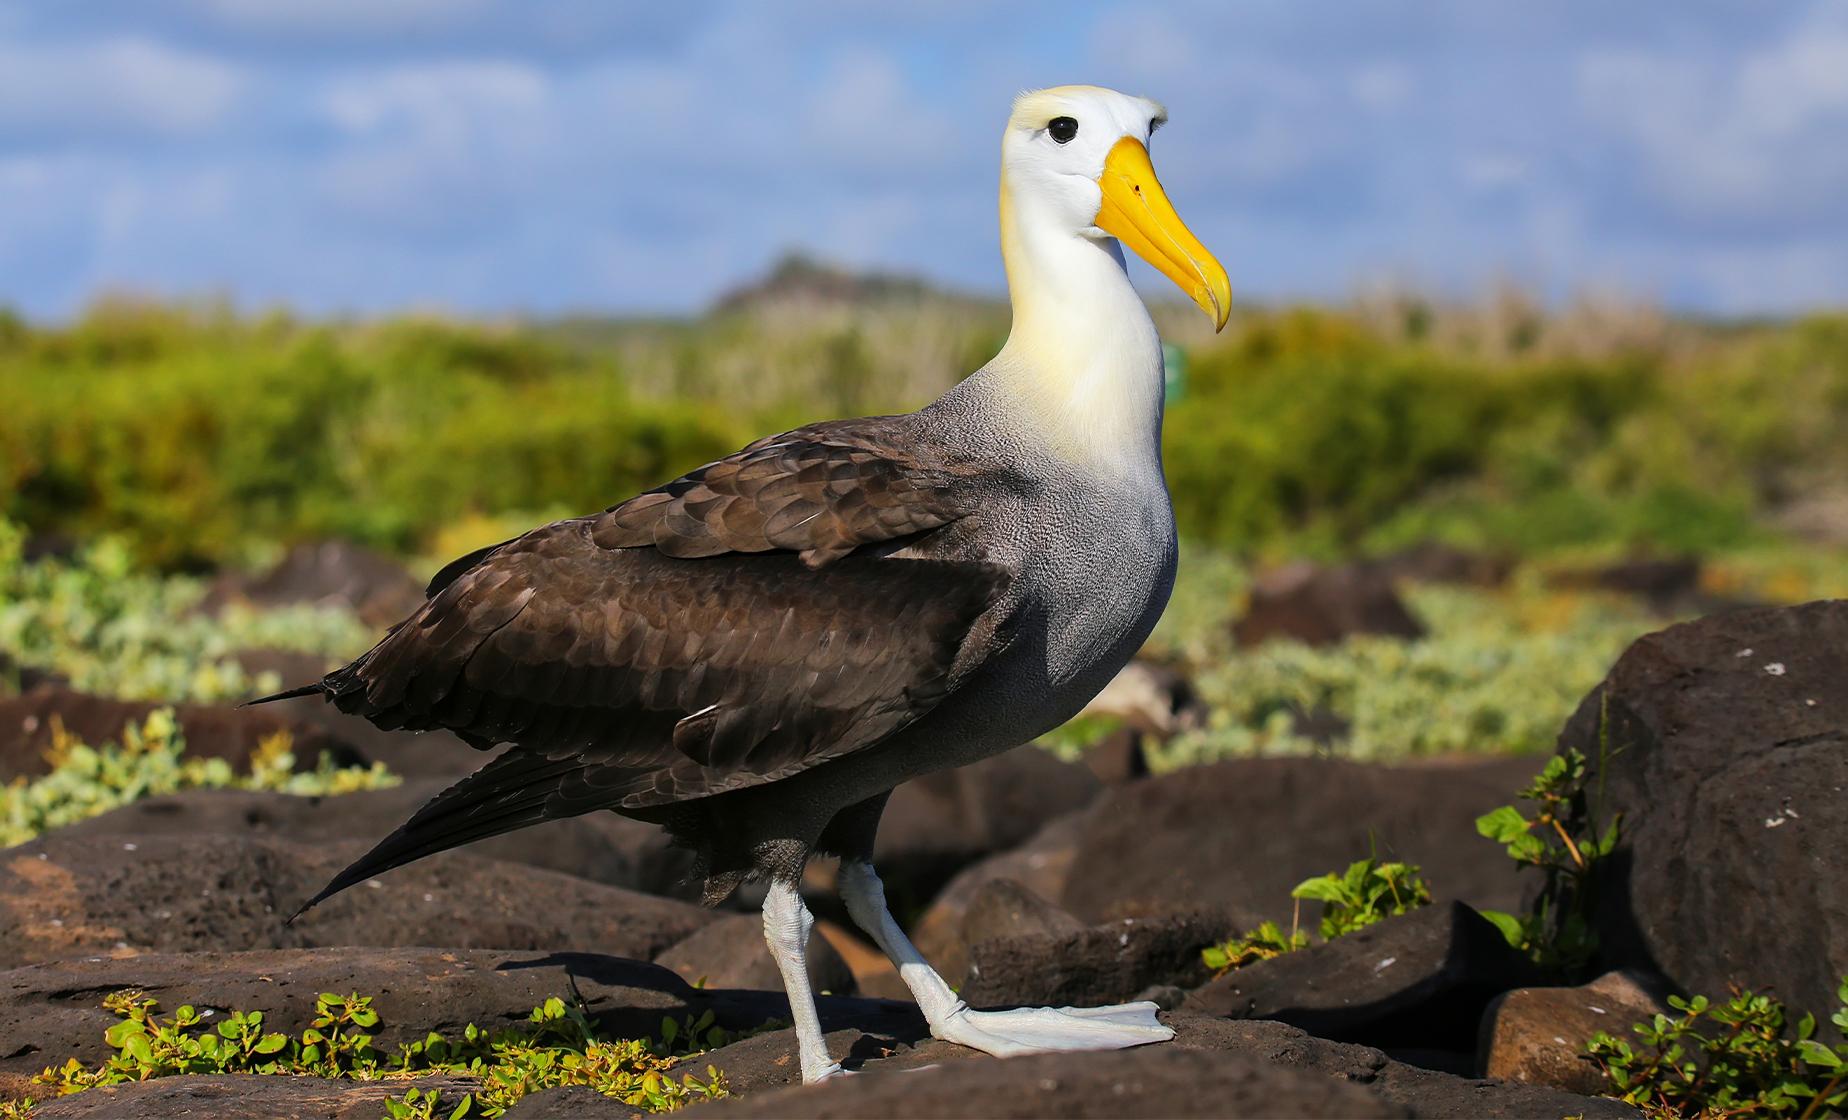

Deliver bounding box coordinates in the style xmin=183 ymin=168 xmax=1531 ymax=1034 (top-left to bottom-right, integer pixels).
xmin=338 ymin=523 xmax=1001 ymax=799
xmin=267 ymin=422 xmax=1011 ymax=913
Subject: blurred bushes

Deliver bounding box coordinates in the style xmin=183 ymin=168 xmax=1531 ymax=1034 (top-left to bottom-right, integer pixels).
xmin=0 ymin=301 xmax=747 ymax=566
xmin=3 ymin=295 xmax=1846 ymax=567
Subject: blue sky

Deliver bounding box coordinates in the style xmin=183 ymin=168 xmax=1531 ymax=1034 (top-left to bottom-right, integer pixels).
xmin=3 ymin=1 xmax=1847 ymax=318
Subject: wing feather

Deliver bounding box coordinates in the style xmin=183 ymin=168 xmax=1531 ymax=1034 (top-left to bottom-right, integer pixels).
xmin=261 ymin=419 xmax=1015 ymax=912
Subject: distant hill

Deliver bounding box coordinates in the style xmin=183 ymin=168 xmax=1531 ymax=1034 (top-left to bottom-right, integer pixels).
xmin=710 ymin=252 xmax=994 ymax=316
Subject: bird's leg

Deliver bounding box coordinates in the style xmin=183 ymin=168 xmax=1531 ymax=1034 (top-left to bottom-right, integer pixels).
xmin=762 ymin=878 xmax=844 ymax=1083
xmin=837 ymin=859 xmax=1173 ymax=1057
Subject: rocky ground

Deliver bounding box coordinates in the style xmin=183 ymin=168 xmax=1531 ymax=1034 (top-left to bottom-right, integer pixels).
xmin=0 ymin=552 xmax=1842 ymax=1117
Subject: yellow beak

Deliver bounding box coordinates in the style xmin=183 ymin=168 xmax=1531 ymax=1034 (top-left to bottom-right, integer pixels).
xmin=1093 ymin=137 xmax=1230 ymax=331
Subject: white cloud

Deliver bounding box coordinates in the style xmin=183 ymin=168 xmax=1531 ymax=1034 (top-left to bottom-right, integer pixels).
xmin=1579 ymin=4 xmax=1848 ymax=226
xmin=0 ymin=36 xmax=245 ymax=137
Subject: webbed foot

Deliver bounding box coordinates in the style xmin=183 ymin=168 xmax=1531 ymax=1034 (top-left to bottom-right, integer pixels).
xmin=930 ymin=1000 xmax=1173 ymax=1057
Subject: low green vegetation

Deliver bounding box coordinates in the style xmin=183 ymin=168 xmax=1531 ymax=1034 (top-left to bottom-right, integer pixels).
xmin=1202 ymin=855 xmax=1433 ymax=976
xmin=0 ymin=521 xmax=371 ymax=703
xmin=1153 ymin=575 xmax=1655 ymax=764
xmin=3 ymin=991 xmax=730 ymax=1118
xmin=1475 ymin=741 xmax=1622 ymax=972
xmin=1145 ymin=545 xmax=1848 ymax=766
xmin=1585 ymin=979 xmax=1848 ymax=1119
xmin=0 ymin=709 xmax=395 ymax=846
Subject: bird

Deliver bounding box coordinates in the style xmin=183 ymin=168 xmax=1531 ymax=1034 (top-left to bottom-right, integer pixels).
xmin=250 ymin=84 xmax=1228 ymax=1083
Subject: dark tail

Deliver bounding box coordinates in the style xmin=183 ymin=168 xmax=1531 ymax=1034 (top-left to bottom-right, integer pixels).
xmin=240 ymin=681 xmax=326 ymax=708
xmin=287 ymin=747 xmax=602 ymax=923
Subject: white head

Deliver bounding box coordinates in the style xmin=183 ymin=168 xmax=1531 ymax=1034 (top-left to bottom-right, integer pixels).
xmin=1000 ymin=85 xmax=1229 ymax=330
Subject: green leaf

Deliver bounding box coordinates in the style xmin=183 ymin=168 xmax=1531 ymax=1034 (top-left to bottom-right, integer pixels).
xmin=1475 ymin=805 xmax=1528 ymax=843
xmin=254 ymin=1033 xmax=287 ymax=1055
xmin=1506 ymin=833 xmax=1546 ymax=862
xmin=122 ymin=1033 xmax=153 ymax=1065
xmin=1477 ymin=909 xmax=1526 ymax=949
xmin=1797 ymin=1039 xmax=1843 ymax=1069
xmin=103 ymin=1020 xmax=146 ymax=1049
xmin=1290 ymin=875 xmax=1347 ymax=903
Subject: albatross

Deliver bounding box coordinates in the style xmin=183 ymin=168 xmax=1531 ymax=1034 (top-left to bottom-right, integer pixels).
xmin=253 ymin=84 xmax=1229 ymax=1082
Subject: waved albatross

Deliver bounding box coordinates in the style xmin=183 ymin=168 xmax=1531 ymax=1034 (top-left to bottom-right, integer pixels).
xmin=253 ymin=84 xmax=1229 ymax=1082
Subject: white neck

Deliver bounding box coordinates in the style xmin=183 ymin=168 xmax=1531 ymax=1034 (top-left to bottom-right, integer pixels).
xmin=956 ymin=179 xmax=1166 ymax=479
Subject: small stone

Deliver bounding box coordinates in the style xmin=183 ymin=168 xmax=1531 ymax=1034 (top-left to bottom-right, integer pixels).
xmin=1478 ymin=971 xmax=1670 ymax=1095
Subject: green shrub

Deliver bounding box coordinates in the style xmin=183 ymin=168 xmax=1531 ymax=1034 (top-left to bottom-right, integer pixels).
xmin=1152 ymin=575 xmax=1656 ymax=764
xmin=6 ymin=299 xmax=1848 ymax=567
xmin=0 ymin=521 xmax=372 ymax=703
xmin=1586 ymin=979 xmax=1848 ymax=1118
xmin=0 ymin=708 xmax=396 ymax=846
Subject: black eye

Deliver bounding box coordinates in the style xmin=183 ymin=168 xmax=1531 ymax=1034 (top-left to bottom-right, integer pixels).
xmin=1047 ymin=116 xmax=1078 ymax=144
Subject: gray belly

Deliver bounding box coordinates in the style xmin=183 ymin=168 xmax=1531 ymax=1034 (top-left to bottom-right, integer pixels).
xmin=850 ymin=478 xmax=1178 ymax=788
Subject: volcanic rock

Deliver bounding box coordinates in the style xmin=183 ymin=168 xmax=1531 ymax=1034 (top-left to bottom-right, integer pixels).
xmin=691 ymin=1045 xmax=1401 ymax=1119
xmin=655 ymin=912 xmax=855 ymax=996
xmin=199 ymin=539 xmax=426 ymax=628
xmin=909 ymin=811 xmax=1088 ymax=985
xmin=872 ymin=747 xmax=1100 ymax=916
xmin=1374 ymin=543 xmax=1514 ymax=588
xmin=30 ymin=1073 xmax=481 ymax=1119
xmin=1477 ymin=970 xmax=1670 ymax=1095
xmin=1058 ymin=757 xmax=1534 ymax=930
xmin=0 ymin=833 xmax=712 ymax=969
xmin=522 ymin=1012 xmax=1633 ymax=1118
xmin=1185 ymin=903 xmax=1542 ymax=1056
xmin=65 ymin=784 xmax=697 ymax=900
xmin=958 ymin=878 xmax=1086 ymax=951
xmin=1559 ymin=599 xmax=1848 ymax=1031
xmin=1233 ymin=562 xmax=1425 ymax=647
xmin=963 ymin=911 xmax=1228 ymax=1008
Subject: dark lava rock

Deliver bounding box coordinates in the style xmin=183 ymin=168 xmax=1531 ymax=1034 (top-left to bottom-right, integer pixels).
xmin=31 ymin=1073 xmax=481 ymax=1119
xmin=656 ymin=912 xmax=855 ymax=996
xmin=1478 ymin=970 xmax=1669 ymax=1095
xmin=1548 ymin=555 xmax=1706 ymax=612
xmin=65 ymin=784 xmax=698 ymax=900
xmin=199 ymin=539 xmax=426 ymax=628
xmin=1059 ymin=757 xmax=1535 ymax=930
xmin=0 ymin=686 xmax=365 ymax=781
xmin=694 ymin=1045 xmax=1401 ymax=1119
xmin=1374 ymin=543 xmax=1514 ymax=588
xmin=1186 ymin=903 xmax=1542 ymax=1055
xmin=0 ymin=946 xmax=919 ymax=1077
xmin=873 ymin=746 xmax=1100 ymax=916
xmin=619 ymin=1012 xmax=1630 ymax=1118
xmin=1560 ymin=599 xmax=1848 ymax=1032
xmin=0 ymin=832 xmax=713 ymax=969
xmin=959 ymin=878 xmax=1085 ymax=950
xmin=964 ymin=911 xmax=1229 ymax=1008
xmin=1233 ymin=561 xmax=1426 ymax=648
xmin=1079 ymin=727 xmax=1151 ymax=784
xmin=910 ymin=812 xmax=1087 ymax=985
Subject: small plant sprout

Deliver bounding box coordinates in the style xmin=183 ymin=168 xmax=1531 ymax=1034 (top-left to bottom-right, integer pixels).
xmin=1202 ymin=854 xmax=1432 ymax=976
xmin=1475 ymin=705 xmax=1624 ymax=972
